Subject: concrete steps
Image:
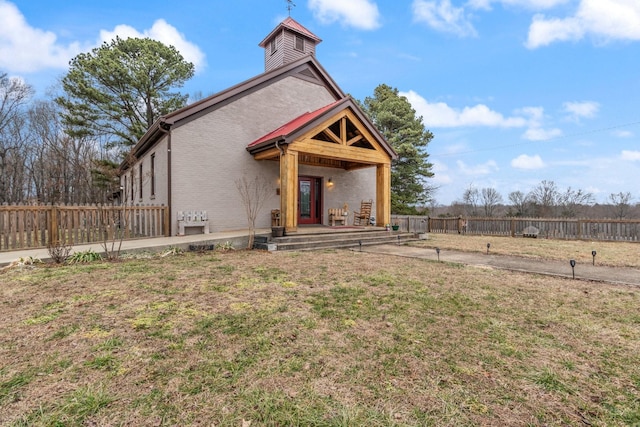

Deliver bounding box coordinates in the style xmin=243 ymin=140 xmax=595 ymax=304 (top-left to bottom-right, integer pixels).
xmin=254 ymin=229 xmax=417 ymax=251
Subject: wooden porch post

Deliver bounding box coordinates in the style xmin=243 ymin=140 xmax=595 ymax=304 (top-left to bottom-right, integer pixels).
xmin=376 ymin=163 xmax=391 ymax=226
xmin=280 ymin=148 xmax=299 ymax=232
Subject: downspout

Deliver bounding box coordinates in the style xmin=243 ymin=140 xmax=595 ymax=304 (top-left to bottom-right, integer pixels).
xmin=158 ymin=122 xmax=171 ymax=236
xmin=275 ymin=138 xmax=285 ymax=155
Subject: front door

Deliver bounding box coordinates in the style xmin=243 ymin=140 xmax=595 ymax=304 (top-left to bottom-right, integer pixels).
xmin=298 ymin=177 xmax=322 ymax=224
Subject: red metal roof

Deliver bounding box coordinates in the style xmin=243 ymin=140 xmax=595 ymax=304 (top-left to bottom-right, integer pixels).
xmin=248 ymin=100 xmax=343 ymax=147
xmin=281 ymin=17 xmax=321 ymax=42
xmin=259 ymin=16 xmax=322 ymax=47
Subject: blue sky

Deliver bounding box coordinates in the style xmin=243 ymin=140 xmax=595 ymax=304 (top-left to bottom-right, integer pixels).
xmin=2 ymin=0 xmax=639 ymax=205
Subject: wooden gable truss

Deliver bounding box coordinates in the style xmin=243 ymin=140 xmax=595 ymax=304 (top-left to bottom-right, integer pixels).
xmin=249 ymin=104 xmax=394 ymax=232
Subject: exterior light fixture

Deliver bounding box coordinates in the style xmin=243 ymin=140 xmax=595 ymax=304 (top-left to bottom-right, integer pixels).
xmin=486 ymin=242 xmax=491 ymax=254
xmin=436 ymin=247 xmax=441 ymax=262
xmin=569 ymin=259 xmax=576 ymax=279
xmin=591 ymin=250 xmax=597 ymax=266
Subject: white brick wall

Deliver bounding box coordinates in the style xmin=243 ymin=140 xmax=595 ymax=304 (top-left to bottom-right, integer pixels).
xmin=169 ymin=76 xmax=340 ymax=234
xmin=127 ymin=75 xmax=381 ymax=235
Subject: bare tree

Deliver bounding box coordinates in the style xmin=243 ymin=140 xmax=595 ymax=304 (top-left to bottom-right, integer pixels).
xmin=462 ymin=185 xmax=480 ymax=217
xmin=26 ymin=100 xmax=104 ymax=204
xmin=557 ymin=187 xmax=594 ymax=218
xmin=508 ymin=190 xmax=530 ymax=217
xmin=528 ymin=180 xmax=559 ymax=217
xmin=609 ymin=191 xmax=633 ymax=219
xmin=0 ymin=114 xmax=29 ymax=203
xmin=0 ymin=73 xmax=33 ymax=203
xmin=0 ymin=73 xmax=33 ymax=134
xmin=481 ymin=187 xmax=503 ymax=217
xmin=236 ymin=175 xmax=271 ymax=249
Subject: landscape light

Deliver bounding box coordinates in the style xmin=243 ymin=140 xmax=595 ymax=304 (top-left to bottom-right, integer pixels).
xmin=397 ymin=235 xmax=400 ymax=245
xmin=570 ymin=259 xmax=576 ymax=279
xmin=358 ymin=240 xmax=362 ymax=252
xmin=486 ymin=242 xmax=491 ymax=254
xmin=592 ymin=250 xmax=597 ymax=266
xmin=436 ymin=247 xmax=441 ymax=262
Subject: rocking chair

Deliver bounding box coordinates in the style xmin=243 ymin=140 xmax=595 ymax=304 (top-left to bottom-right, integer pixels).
xmin=353 ymin=200 xmax=373 ymax=226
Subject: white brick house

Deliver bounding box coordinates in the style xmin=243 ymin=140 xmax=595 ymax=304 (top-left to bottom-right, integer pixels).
xmin=121 ymin=17 xmax=396 ymax=235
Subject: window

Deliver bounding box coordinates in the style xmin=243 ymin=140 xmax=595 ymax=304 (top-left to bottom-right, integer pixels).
xmin=270 ymin=38 xmax=277 ymax=55
xmin=295 ymin=35 xmax=304 ymax=51
xmin=123 ymin=175 xmax=127 ymax=202
xmin=139 ymin=163 xmax=143 ymax=200
xmin=130 ymin=171 xmax=134 ymax=201
xmin=150 ymin=153 xmax=156 ymax=197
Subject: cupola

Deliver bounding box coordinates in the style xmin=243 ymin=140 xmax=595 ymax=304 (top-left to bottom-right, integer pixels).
xmin=259 ymin=17 xmax=322 ymax=72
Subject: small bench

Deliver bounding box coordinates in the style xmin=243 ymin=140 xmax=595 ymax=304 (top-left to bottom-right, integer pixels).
xmin=177 ymin=210 xmax=210 ymax=236
xmin=328 ymin=208 xmax=348 ymax=226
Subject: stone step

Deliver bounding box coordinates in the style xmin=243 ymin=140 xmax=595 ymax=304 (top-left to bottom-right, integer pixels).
xmin=254 ymin=230 xmax=416 ymax=251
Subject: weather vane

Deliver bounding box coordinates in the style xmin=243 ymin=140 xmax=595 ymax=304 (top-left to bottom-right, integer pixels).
xmin=286 ymin=0 xmax=296 ymax=16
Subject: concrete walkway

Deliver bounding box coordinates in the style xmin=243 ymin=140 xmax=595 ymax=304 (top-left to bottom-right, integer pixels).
xmin=359 ymin=244 xmax=640 ymax=287
xmin=3 ymin=234 xmax=639 ymax=288
xmin=0 ymin=229 xmax=271 ymax=267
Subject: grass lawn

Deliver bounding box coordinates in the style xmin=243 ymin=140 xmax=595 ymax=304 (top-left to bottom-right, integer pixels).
xmin=409 ymin=233 xmax=640 ymax=268
xmin=1 ymin=238 xmax=639 ymax=426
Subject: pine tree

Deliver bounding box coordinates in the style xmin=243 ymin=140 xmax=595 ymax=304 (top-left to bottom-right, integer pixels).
xmin=362 ymin=84 xmax=435 ymax=214
xmin=56 ymin=37 xmax=194 ymax=152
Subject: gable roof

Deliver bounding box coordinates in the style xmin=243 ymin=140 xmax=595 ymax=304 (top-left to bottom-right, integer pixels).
xmin=130 ymin=55 xmax=345 ymax=160
xmin=248 ymin=100 xmax=342 ymax=148
xmin=247 ymin=97 xmax=397 ymax=160
xmin=259 ymin=17 xmax=322 ymax=47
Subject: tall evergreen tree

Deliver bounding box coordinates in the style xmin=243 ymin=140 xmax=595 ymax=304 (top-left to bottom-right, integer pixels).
xmin=362 ymin=84 xmax=435 ymax=214
xmin=56 ymin=37 xmax=194 ymax=152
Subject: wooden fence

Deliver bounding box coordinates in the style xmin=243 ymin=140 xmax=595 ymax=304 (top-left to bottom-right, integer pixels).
xmin=0 ymin=204 xmax=169 ymax=252
xmin=391 ymin=215 xmax=640 ymax=242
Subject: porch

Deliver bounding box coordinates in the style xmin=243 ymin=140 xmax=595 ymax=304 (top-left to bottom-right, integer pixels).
xmin=247 ymin=98 xmax=397 ymax=234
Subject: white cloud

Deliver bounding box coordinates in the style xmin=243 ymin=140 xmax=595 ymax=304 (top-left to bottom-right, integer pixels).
xmin=621 ymin=150 xmax=640 ymax=161
xmin=526 ymin=0 xmax=640 ymax=49
xmin=516 ymin=106 xmax=544 ymax=126
xmin=442 ymin=142 xmax=469 ymax=155
xmin=432 ymin=161 xmax=453 ymax=184
xmin=100 ymin=19 xmax=206 ymax=72
xmin=401 ymin=90 xmax=527 ymax=127
xmin=511 ymin=154 xmax=545 ymax=169
xmin=0 ymin=1 xmax=205 ymax=73
xmin=562 ymin=100 xmax=600 ymax=121
xmin=0 ymin=0 xmax=86 ymax=72
xmin=397 ymin=52 xmax=422 ymax=61
xmin=469 ymin=0 xmax=570 ymax=10
xmin=412 ymin=0 xmax=477 ymax=37
xmin=614 ymin=130 xmax=633 ymax=138
xmin=309 ymin=0 xmax=381 ymax=30
xmin=402 ymin=91 xmax=566 ymax=141
xmin=457 ymin=160 xmax=499 ymax=175
xmin=526 ymin=15 xmax=584 ymax=48
xmin=522 ymin=127 xmax=563 ymax=140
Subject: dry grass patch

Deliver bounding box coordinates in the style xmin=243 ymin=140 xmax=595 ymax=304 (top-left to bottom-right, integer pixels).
xmin=1 ymin=247 xmax=639 ymax=426
xmin=412 ymin=233 xmax=640 ymax=267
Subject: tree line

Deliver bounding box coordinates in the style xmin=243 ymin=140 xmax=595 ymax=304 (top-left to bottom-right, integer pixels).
xmin=437 ymin=181 xmax=637 ymax=219
xmin=0 ymin=74 xmax=108 ymax=205
xmin=0 ymin=38 xmax=194 ymax=206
